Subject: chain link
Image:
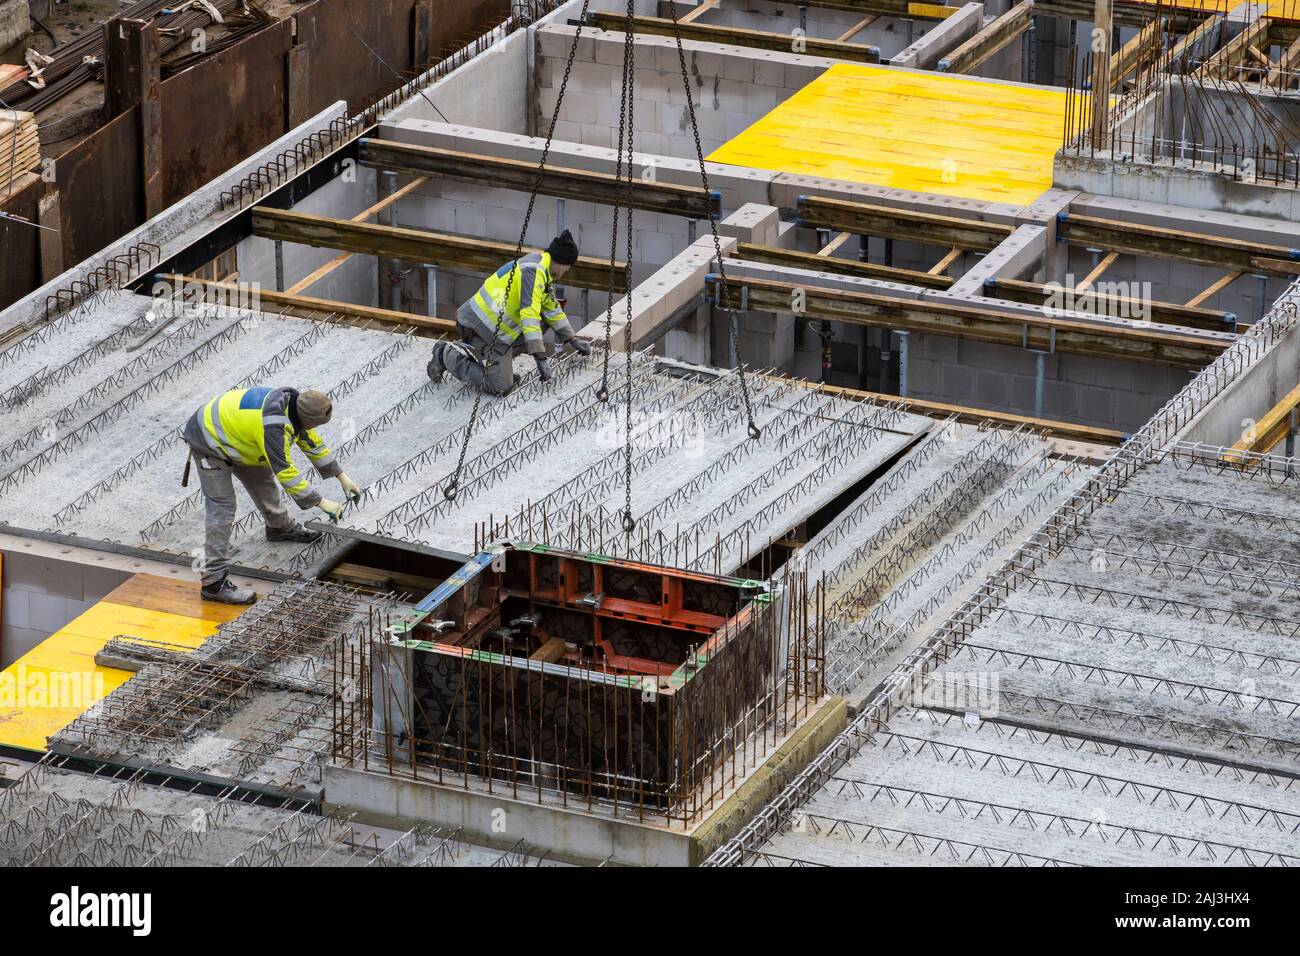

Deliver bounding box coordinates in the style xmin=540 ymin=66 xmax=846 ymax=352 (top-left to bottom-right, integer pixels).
xmin=443 ymin=0 xmax=594 ymax=501
xmin=666 ymin=0 xmax=762 ymax=441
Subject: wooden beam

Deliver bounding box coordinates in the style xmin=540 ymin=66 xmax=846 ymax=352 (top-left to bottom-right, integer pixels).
xmin=793 ymin=0 xmax=953 ymax=17
xmin=1090 ymin=0 xmax=1112 ymax=140
xmin=588 ymin=13 xmax=883 ymax=63
xmin=710 ymin=274 xmax=1229 ymax=368
xmin=680 ymin=0 xmax=724 ymax=23
xmin=837 ymin=14 xmax=880 ymax=41
xmin=792 ymin=378 xmax=1128 ymax=444
xmin=167 ymin=276 xmax=457 ymax=338
xmin=358 ymin=139 xmax=719 ymax=220
xmin=1229 ymin=382 xmax=1300 ymax=455
xmin=983 ymin=277 xmax=1239 ymax=332
xmin=818 ymin=231 xmax=854 ymax=257
xmin=929 ymin=247 xmax=963 ymax=276
xmin=1185 ymin=271 xmax=1243 ymax=308
xmin=287 ymin=177 xmax=429 ymax=296
xmin=798 ymin=195 xmax=1014 ymax=252
xmin=251 ymin=207 xmax=628 ymax=293
xmin=939 ymin=0 xmax=1034 ymax=74
xmin=1109 ymin=17 xmax=1160 ymax=90
xmin=1198 ymin=16 xmax=1271 ymax=80
xmin=1267 ymin=31 xmax=1300 ymax=85
xmin=736 ymin=242 xmax=956 ymax=288
xmin=1165 ymin=15 xmax=1222 ymax=70
xmin=1075 ymin=250 xmax=1118 ymax=293
xmin=1057 ymin=212 xmax=1300 ymax=275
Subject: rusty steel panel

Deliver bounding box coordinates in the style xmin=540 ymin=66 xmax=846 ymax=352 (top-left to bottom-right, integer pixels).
xmin=56 ymin=107 xmax=144 ymax=270
xmin=159 ymin=18 xmax=293 ymax=208
xmin=0 ymin=175 xmax=43 ymax=310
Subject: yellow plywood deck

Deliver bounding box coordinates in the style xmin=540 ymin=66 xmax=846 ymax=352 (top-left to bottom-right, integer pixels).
xmin=707 ymin=63 xmax=1096 ymax=206
xmin=0 ymin=574 xmax=247 ymax=753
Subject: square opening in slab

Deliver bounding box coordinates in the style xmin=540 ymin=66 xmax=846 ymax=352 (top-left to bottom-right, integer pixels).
xmin=359 ymin=542 xmax=823 ymax=822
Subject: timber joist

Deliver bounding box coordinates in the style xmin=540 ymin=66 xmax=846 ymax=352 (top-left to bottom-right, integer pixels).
xmin=586 ymin=13 xmax=883 ymax=63
xmin=357 ymin=139 xmax=721 ymax=220
xmin=797 ymin=196 xmax=1014 ymax=252
xmin=1057 ymin=212 xmax=1300 ymax=276
xmin=164 ymin=275 xmax=456 ymax=338
xmin=250 ymin=207 xmax=629 ymax=293
xmin=938 ymin=0 xmax=1034 ymax=74
xmin=708 ymin=274 xmax=1230 ymax=369
xmin=735 ymin=243 xmax=957 ymax=289
xmin=984 ymin=277 xmax=1240 ymax=333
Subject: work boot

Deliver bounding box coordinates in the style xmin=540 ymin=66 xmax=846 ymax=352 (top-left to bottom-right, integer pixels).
xmin=427 ymin=341 xmax=448 ymax=382
xmin=266 ymin=524 xmax=321 ymax=544
xmin=201 ymin=577 xmax=257 ymax=606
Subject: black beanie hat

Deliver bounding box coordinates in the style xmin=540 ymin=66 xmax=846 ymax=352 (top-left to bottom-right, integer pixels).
xmin=546 ymin=229 xmax=580 ymax=266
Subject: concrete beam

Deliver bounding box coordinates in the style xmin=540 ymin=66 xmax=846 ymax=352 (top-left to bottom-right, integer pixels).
xmin=736 ymin=243 xmax=955 ymax=289
xmin=891 ymin=3 xmax=984 ymax=69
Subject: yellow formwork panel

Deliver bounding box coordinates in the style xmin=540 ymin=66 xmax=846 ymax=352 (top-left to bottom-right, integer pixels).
xmin=707 ymin=63 xmax=1097 ymax=206
xmin=0 ymin=582 xmax=229 ymax=754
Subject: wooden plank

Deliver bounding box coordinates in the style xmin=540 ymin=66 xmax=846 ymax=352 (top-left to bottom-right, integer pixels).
xmin=837 ymin=14 xmax=880 ymax=41
xmin=329 ymin=562 xmax=440 ymax=595
xmin=680 ymin=0 xmax=724 ymax=23
xmin=795 ymin=378 xmax=1128 ymax=444
xmin=940 ymin=0 xmax=1034 ymax=74
xmin=1185 ymin=271 xmax=1243 ymax=308
xmin=530 ymin=637 xmax=569 ymax=663
xmin=1058 ymin=212 xmax=1300 ymax=275
xmin=251 ymin=206 xmax=628 ymax=293
xmin=711 ymin=274 xmax=1230 ymax=368
xmin=1109 ymin=17 xmax=1159 ymax=89
xmin=818 ymin=231 xmax=854 ymax=257
xmin=588 ymin=13 xmax=884 ymax=64
xmin=167 ymin=275 xmax=457 ymax=337
xmin=737 ymin=242 xmax=956 ymax=288
xmin=985 ymin=277 xmax=1238 ymax=332
xmin=929 ymin=247 xmax=963 ymax=276
xmin=1075 ymin=250 xmax=1118 ymax=293
xmin=798 ymin=195 xmax=1014 ymax=252
xmin=1229 ymin=382 xmax=1300 ymax=455
xmin=359 ymin=139 xmax=720 ymax=220
xmin=1198 ymin=16 xmax=1270 ymax=79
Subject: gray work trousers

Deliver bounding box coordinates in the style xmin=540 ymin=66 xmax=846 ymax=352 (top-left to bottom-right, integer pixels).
xmin=446 ymin=304 xmax=525 ymax=396
xmin=192 ymin=452 xmax=297 ymax=586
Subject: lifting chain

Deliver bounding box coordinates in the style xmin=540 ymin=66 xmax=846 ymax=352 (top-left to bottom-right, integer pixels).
xmin=667 ymin=0 xmax=762 ymax=442
xmin=444 ymin=0 xmax=594 ymax=501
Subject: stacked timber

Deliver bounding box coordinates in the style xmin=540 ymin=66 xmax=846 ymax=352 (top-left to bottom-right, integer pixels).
xmin=0 ymin=109 xmax=39 ymax=191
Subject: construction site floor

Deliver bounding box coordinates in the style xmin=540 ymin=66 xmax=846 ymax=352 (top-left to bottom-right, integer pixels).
xmin=707 ymin=63 xmax=1092 ymax=206
xmin=0 ymin=574 xmax=247 ymax=754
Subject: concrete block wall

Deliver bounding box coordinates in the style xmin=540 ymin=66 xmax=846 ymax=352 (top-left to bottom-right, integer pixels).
xmin=535 ymin=23 xmax=839 ymax=158
xmin=1 ymin=552 xmax=130 ymax=668
xmin=903 ymin=334 xmax=1193 ymax=431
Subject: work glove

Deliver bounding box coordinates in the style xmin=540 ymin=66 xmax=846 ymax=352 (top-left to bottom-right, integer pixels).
xmin=535 ymin=355 xmax=554 ymax=383
xmin=318 ymin=499 xmax=344 ymax=524
xmin=338 ymin=473 xmax=362 ymax=503
xmin=567 ymin=338 xmax=592 ymax=356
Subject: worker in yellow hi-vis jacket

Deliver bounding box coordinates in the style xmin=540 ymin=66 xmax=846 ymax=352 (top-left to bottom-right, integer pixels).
xmin=427 ymin=230 xmax=592 ymax=395
xmin=181 ymin=386 xmax=362 ymax=605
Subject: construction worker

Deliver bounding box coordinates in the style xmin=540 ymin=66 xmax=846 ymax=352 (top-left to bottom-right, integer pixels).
xmin=182 ymin=386 xmax=362 ymax=605
xmin=427 ymin=229 xmax=591 ymax=395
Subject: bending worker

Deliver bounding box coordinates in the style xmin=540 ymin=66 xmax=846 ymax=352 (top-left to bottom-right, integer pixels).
xmin=182 ymin=386 xmax=362 ymax=605
xmin=427 ymin=229 xmax=591 ymax=394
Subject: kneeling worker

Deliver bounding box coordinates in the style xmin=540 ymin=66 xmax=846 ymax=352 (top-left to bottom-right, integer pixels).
xmin=427 ymin=229 xmax=591 ymax=395
xmin=182 ymin=386 xmax=362 ymax=605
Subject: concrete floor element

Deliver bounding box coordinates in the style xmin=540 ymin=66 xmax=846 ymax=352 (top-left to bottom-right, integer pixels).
xmin=0 ymin=763 xmax=555 ymax=867
xmin=734 ymin=444 xmax=1300 ymax=866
